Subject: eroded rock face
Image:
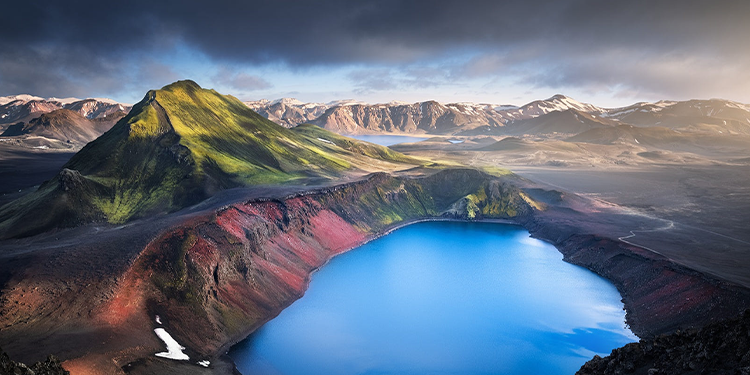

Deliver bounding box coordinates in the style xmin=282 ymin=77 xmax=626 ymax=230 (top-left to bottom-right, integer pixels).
xmin=577 ymin=310 xmax=750 ymax=375
xmin=57 ymin=168 xmax=85 ymax=192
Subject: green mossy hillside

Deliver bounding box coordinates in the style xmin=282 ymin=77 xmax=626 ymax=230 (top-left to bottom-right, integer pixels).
xmin=0 ymin=80 xmax=421 ymax=238
xmin=318 ymin=169 xmax=533 ymax=232
xmin=445 ymin=180 xmax=527 ymax=219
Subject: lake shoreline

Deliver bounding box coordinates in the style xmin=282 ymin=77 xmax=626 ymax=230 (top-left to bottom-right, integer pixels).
xmin=203 ymin=190 xmax=750 ymax=375
xmin=228 ymin=220 xmax=635 ymax=374
xmin=214 ymin=217 xmax=520 ymax=370
xmin=219 ymin=209 xmax=750 ymax=375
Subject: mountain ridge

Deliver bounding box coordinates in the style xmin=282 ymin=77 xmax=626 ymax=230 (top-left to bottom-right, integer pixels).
xmin=0 ymin=108 xmax=125 ymax=147
xmin=0 ymin=95 xmax=131 ymax=127
xmin=245 ymin=95 xmax=750 ymax=136
xmin=0 ymin=80 xmax=421 ymax=238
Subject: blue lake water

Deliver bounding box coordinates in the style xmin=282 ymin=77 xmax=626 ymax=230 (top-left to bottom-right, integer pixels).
xmin=349 ymin=134 xmax=428 ymax=146
xmin=229 ymin=221 xmax=636 ymax=375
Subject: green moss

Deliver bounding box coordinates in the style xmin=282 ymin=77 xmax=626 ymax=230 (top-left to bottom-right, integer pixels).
xmin=147 ymin=231 xmax=202 ymax=304
xmin=0 ymin=81 xmax=426 ymax=235
xmin=480 ymin=165 xmax=513 ymax=177
xmin=126 ymin=97 xmax=162 ymax=139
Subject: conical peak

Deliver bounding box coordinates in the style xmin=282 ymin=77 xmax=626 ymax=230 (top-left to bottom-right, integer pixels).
xmin=159 ymin=80 xmax=202 ymax=93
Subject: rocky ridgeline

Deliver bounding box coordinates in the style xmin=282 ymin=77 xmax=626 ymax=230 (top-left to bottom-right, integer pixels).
xmin=0 ymin=348 xmax=68 ymax=375
xmin=578 ymin=310 xmax=750 ymax=375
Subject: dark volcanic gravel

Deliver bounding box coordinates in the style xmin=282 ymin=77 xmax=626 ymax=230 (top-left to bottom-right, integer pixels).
xmin=0 ymin=347 xmax=69 ymax=375
xmin=578 ymin=310 xmax=750 ymax=375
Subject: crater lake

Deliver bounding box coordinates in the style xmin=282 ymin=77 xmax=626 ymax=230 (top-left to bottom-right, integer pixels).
xmin=229 ymin=221 xmax=636 ymax=374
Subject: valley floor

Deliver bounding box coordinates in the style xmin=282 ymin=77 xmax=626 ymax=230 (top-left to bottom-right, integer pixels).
xmin=511 ymin=165 xmax=750 ymax=288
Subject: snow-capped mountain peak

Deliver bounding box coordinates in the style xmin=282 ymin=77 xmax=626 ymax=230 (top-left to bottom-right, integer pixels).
xmin=47 ymin=97 xmax=82 ymax=105
xmin=0 ymin=95 xmax=132 ymax=125
xmin=326 ymin=99 xmax=369 ymax=107
xmin=0 ymin=94 xmax=45 ymax=106
xmin=270 ymin=97 xmax=306 ymax=106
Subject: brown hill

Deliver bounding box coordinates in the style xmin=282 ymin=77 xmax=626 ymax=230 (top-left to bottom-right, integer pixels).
xmin=502 ymin=109 xmax=617 ymax=136
xmin=0 ymin=99 xmax=61 ymax=126
xmin=1 ymin=109 xmax=123 ymax=146
xmin=605 ymin=99 xmax=750 ymax=135
xmin=566 ymin=124 xmax=750 ymax=155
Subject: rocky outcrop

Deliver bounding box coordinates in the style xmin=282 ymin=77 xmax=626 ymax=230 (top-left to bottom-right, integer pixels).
xmin=0 ymin=348 xmax=69 ymax=375
xmin=577 ymin=310 xmax=750 ymax=375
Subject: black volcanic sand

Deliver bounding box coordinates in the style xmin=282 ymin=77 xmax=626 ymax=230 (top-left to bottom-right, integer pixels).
xmin=512 ymin=165 xmax=750 ymax=288
xmin=0 ymin=145 xmax=75 ymax=198
xmin=578 ymin=310 xmax=750 ymax=375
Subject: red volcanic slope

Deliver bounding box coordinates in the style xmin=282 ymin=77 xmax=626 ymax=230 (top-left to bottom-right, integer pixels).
xmin=83 ymin=195 xmax=368 ymax=372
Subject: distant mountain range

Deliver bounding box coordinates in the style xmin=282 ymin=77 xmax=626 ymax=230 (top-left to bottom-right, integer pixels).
xmin=4 ymin=91 xmax=750 ymax=151
xmin=246 ymin=95 xmax=750 ymax=137
xmin=0 ymin=95 xmax=132 ymax=148
xmin=0 ymin=95 xmax=130 ymax=126
xmin=0 ymin=109 xmax=123 ymax=147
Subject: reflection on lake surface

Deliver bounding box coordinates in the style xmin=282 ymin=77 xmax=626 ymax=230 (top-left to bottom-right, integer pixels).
xmin=230 ymin=221 xmax=636 ymax=375
xmin=348 ymin=134 xmax=428 ymax=146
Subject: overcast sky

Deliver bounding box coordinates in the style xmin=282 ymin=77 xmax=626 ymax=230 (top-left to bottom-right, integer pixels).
xmin=1 ymin=0 xmax=748 ymax=107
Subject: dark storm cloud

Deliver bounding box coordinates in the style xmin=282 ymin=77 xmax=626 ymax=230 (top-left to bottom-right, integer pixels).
xmin=348 ymin=67 xmax=455 ymax=96
xmin=213 ymin=67 xmax=272 ymax=91
xmin=1 ymin=0 xmax=749 ymax=100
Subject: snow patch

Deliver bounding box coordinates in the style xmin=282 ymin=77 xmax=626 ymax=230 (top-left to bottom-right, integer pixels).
xmin=155 ymin=315 xmax=162 ymax=325
xmin=494 ymin=105 xmax=519 ymax=111
xmin=271 ymin=97 xmax=305 ymax=106
xmin=317 ymin=137 xmax=333 ymax=144
xmin=0 ymin=94 xmax=44 ymax=105
xmin=154 ymin=328 xmax=190 ymax=361
xmin=90 ymin=97 xmax=123 ymax=105
xmin=327 ymin=99 xmax=368 ymax=107
xmin=47 ymin=97 xmax=81 ymax=105
xmin=634 ymin=138 xmax=640 ymax=144
xmin=197 ymin=360 xmax=210 ymax=367
xmin=385 ymin=100 xmax=409 ymax=106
